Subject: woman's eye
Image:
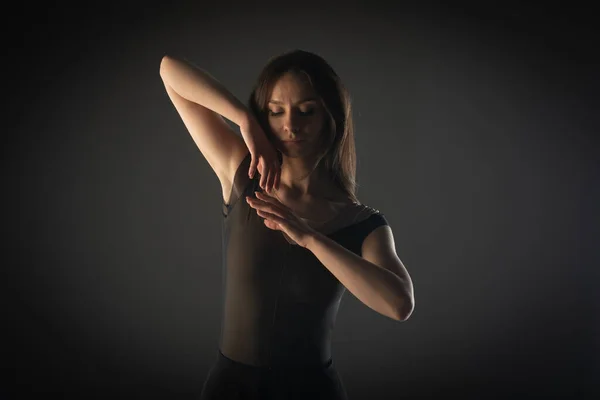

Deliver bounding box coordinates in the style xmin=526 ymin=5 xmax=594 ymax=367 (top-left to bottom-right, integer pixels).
xmin=268 ymin=109 xmax=314 ymax=117
xmin=300 ymin=109 xmax=314 ymax=116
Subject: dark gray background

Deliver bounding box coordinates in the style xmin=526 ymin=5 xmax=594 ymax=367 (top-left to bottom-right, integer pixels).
xmin=5 ymin=1 xmax=598 ymax=399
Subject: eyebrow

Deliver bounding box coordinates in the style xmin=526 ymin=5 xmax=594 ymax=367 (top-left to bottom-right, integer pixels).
xmin=268 ymin=97 xmax=318 ymax=105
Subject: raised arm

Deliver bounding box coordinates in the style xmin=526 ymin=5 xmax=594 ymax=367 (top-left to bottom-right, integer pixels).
xmin=159 ymin=55 xmax=251 ymax=202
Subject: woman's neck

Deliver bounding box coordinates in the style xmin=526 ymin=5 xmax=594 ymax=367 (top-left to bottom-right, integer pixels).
xmin=278 ymin=156 xmax=328 ymax=199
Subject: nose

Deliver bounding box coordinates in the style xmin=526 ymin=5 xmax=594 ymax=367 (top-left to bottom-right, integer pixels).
xmin=283 ymin=113 xmax=301 ymax=135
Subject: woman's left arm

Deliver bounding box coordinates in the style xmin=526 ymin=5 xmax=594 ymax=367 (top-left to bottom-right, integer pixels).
xmin=306 ymin=226 xmax=414 ymax=322
xmin=246 ymin=191 xmax=414 ymax=321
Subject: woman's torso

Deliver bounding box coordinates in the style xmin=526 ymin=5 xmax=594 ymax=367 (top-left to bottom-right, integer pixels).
xmin=218 ymin=152 xmax=387 ymax=367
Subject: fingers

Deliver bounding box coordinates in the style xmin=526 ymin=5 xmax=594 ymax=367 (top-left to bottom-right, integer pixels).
xmin=256 ymin=209 xmax=285 ymax=225
xmin=271 ymin=160 xmax=281 ymax=191
xmin=249 ymin=202 xmax=287 ymax=220
xmin=249 ymin=155 xmax=280 ymax=191
xmin=255 ymin=191 xmax=292 ymax=213
xmin=247 ymin=195 xmax=287 ymax=219
xmin=262 ymin=218 xmax=280 ymax=231
xmin=265 ymin=169 xmax=273 ymax=193
xmin=266 ymin=162 xmax=278 ymax=192
xmin=274 ymin=167 xmax=281 ymax=191
xmin=259 ymin=160 xmax=267 ymax=189
xmin=248 ymin=154 xmax=257 ymax=179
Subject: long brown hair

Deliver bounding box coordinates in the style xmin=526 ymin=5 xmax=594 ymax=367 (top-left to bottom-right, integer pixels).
xmin=248 ymin=49 xmax=358 ymax=203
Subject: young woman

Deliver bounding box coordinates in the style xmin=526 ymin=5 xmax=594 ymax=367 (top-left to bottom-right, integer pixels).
xmin=159 ymin=49 xmax=415 ymax=400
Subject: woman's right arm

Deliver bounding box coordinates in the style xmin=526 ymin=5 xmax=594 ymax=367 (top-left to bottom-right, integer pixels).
xmin=159 ymin=55 xmax=279 ymax=198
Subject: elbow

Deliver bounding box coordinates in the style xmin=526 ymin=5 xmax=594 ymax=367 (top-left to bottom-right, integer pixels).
xmin=394 ymin=295 xmax=415 ymax=322
xmin=159 ymin=55 xmax=174 ymax=79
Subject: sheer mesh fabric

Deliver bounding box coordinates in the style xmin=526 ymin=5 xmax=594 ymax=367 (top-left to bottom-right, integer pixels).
xmin=218 ymin=152 xmax=389 ymax=367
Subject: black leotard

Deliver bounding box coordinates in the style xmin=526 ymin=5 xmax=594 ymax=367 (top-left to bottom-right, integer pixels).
xmin=218 ymin=152 xmax=388 ymax=367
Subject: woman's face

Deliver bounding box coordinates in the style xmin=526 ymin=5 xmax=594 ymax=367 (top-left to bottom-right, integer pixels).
xmin=266 ymin=71 xmax=327 ymax=158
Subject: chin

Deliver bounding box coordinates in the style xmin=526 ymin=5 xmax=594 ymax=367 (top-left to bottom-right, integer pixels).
xmin=279 ymin=149 xmax=306 ymax=158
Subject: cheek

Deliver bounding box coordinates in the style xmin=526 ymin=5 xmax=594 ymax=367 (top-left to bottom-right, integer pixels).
xmin=267 ymin=119 xmax=279 ymax=134
xmin=310 ymin=115 xmax=327 ymax=135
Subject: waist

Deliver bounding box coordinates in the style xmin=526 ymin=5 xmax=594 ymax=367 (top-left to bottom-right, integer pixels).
xmin=217 ymin=347 xmax=333 ymax=372
xmin=219 ymin=323 xmax=333 ymax=368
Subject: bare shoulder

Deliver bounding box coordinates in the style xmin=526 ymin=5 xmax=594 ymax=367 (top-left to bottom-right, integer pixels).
xmin=320 ymin=201 xmax=381 ymax=235
xmin=347 ymin=203 xmax=383 ymax=225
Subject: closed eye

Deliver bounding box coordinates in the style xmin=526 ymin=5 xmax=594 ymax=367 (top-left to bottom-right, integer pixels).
xmin=268 ymin=109 xmax=314 ymax=117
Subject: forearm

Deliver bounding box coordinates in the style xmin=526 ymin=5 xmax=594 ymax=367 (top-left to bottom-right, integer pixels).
xmin=159 ymin=55 xmax=249 ymax=126
xmin=306 ymin=233 xmax=409 ymax=321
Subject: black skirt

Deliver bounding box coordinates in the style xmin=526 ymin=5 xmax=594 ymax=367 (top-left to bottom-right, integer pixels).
xmin=199 ymin=350 xmax=349 ymax=400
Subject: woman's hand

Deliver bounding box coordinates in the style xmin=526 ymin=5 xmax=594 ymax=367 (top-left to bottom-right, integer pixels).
xmin=246 ymin=191 xmax=318 ymax=248
xmin=240 ymin=115 xmax=281 ymax=192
